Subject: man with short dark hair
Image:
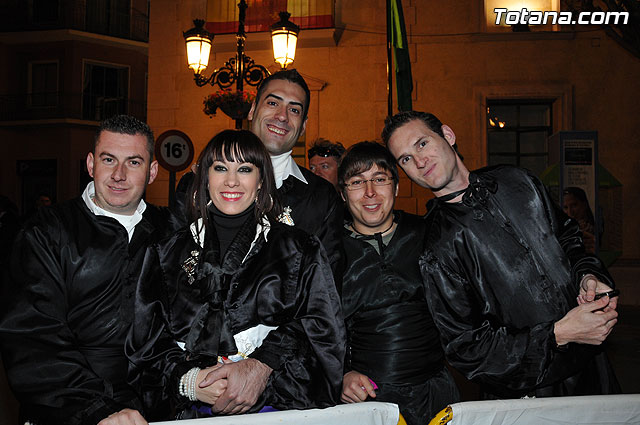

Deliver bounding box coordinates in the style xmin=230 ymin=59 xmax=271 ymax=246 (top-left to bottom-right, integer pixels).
xmin=308 ymin=139 xmax=345 ymax=190
xmin=0 ymin=115 xmax=173 ymax=425
xmin=247 ymin=70 xmax=343 ymax=276
xmin=338 ymin=142 xmax=458 ymax=425
xmin=382 ymin=110 xmax=620 ymax=398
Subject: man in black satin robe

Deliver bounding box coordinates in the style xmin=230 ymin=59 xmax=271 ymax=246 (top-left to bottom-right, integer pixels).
xmin=382 ymin=111 xmax=620 ymax=398
xmin=0 ymin=115 xmax=174 ymax=425
xmin=248 ymin=70 xmax=343 ymax=278
xmin=338 ymin=142 xmax=459 ymax=425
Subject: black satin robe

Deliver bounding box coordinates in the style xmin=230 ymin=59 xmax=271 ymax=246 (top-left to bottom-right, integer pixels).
xmin=0 ymin=198 xmax=173 ymax=425
xmin=342 ymin=211 xmax=459 ymax=425
xmin=421 ymin=165 xmax=619 ymax=398
xmin=278 ymin=167 xmax=345 ymax=288
xmin=126 ymin=218 xmax=346 ymax=420
xmin=342 ymin=211 xmax=444 ymax=383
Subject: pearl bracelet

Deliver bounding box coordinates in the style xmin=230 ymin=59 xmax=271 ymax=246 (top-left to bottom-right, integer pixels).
xmin=179 ymin=367 xmax=201 ymax=402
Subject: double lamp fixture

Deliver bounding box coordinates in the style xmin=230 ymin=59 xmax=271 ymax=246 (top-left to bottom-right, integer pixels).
xmin=183 ymin=0 xmax=300 ymax=91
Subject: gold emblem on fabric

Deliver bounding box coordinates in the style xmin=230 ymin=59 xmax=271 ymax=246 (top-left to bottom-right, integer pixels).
xmin=181 ymin=250 xmax=200 ymax=284
xmin=277 ymin=206 xmax=294 ymax=226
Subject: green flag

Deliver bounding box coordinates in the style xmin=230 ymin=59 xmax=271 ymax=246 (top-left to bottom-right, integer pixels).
xmin=390 ymin=0 xmax=413 ymax=111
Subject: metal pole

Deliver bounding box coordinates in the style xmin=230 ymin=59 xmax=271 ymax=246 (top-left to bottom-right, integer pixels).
xmin=169 ymin=171 xmax=176 ymax=208
xmin=386 ymin=0 xmax=393 ymax=117
xmin=235 ymin=0 xmax=248 ymax=129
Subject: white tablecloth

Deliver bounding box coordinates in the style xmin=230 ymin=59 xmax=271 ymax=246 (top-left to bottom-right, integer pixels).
xmin=450 ymin=394 xmax=640 ymax=425
xmin=151 ymin=402 xmax=400 ymax=425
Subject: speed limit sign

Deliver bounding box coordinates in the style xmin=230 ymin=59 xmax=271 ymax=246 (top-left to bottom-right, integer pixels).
xmin=155 ymin=130 xmax=194 ymax=172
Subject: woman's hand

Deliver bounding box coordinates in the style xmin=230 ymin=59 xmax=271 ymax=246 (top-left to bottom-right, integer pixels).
xmin=200 ymin=358 xmax=272 ymax=415
xmin=341 ymin=370 xmax=376 ymax=403
xmin=196 ymin=363 xmax=227 ymax=405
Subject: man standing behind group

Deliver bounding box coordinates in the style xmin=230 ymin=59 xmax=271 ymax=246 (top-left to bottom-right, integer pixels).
xmin=0 ymin=115 xmax=172 ymax=425
xmin=308 ymin=138 xmax=345 ymax=191
xmin=247 ymin=69 xmax=343 ymax=276
xmin=338 ymin=142 xmax=458 ymax=425
xmin=383 ymin=111 xmax=620 ymax=398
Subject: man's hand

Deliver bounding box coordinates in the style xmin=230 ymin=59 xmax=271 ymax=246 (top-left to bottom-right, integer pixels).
xmin=554 ymin=296 xmax=618 ymax=346
xmin=199 ymin=358 xmax=272 ymax=415
xmin=341 ymin=371 xmax=376 ymax=403
xmin=97 ymin=409 xmax=147 ymax=425
xmin=578 ymin=274 xmax=618 ymax=312
xmin=195 ymin=364 xmax=227 ymax=405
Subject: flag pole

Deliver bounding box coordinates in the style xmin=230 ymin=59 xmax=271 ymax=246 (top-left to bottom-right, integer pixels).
xmin=386 ymin=0 xmax=393 ymax=117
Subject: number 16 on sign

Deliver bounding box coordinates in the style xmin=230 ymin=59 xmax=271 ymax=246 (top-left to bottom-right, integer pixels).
xmin=155 ymin=130 xmax=195 ymax=207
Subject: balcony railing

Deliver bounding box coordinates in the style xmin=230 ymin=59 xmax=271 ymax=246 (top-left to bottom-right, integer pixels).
xmin=0 ymin=0 xmax=148 ymax=42
xmin=0 ymin=92 xmax=147 ymax=123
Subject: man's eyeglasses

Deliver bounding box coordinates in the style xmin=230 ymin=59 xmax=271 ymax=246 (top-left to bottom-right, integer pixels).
xmin=308 ymin=146 xmax=342 ymax=159
xmin=344 ymin=176 xmax=394 ymax=191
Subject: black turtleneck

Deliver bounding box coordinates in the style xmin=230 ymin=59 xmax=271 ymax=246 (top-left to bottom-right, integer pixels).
xmin=208 ymin=202 xmax=255 ymax=259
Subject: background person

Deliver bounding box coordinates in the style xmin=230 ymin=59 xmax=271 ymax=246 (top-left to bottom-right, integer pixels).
xmin=20 ymin=192 xmax=53 ymax=223
xmin=126 ymin=129 xmax=345 ymax=420
xmin=563 ymin=186 xmax=598 ymax=253
xmin=308 ymin=139 xmax=345 ymax=190
xmin=383 ymin=111 xmax=620 ymax=399
xmin=0 ymin=115 xmax=173 ymax=425
xmin=338 ymin=142 xmax=459 ymax=425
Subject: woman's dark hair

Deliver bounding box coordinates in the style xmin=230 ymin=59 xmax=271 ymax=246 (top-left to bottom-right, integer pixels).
xmin=563 ymin=186 xmax=595 ymax=225
xmin=188 ymin=129 xmax=282 ymax=233
xmin=338 ymin=141 xmax=399 ymax=192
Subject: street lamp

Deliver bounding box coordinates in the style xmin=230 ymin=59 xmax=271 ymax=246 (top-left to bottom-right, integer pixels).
xmin=271 ymin=12 xmax=300 ymax=69
xmin=183 ymin=19 xmax=212 ymax=75
xmin=183 ymin=0 xmax=299 ymax=128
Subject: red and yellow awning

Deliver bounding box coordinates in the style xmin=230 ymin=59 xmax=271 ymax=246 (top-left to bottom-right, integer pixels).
xmin=206 ymin=0 xmax=334 ymax=34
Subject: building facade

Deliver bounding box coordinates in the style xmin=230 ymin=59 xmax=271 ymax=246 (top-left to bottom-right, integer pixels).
xmin=0 ymin=0 xmax=150 ymax=216
xmin=143 ymin=0 xmax=639 ymax=302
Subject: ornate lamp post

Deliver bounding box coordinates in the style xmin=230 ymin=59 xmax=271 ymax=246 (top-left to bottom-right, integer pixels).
xmin=183 ymin=0 xmax=299 ymax=129
xmin=271 ymin=12 xmax=300 ymax=69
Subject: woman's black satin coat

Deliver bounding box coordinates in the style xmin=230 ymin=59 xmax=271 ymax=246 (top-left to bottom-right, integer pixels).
xmin=0 ymin=198 xmax=173 ymax=425
xmin=421 ymin=165 xmax=618 ymax=398
xmin=126 ymin=219 xmax=346 ymax=420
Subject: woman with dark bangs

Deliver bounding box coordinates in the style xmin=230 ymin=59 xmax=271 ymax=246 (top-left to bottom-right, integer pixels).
xmin=126 ymin=129 xmax=345 ymax=420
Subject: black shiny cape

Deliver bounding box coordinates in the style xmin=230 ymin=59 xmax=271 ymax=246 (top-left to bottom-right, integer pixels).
xmin=421 ymin=165 xmax=619 ymax=398
xmin=0 ymin=198 xmax=174 ymax=425
xmin=126 ymin=219 xmax=346 ymax=420
xmin=342 ymin=211 xmax=459 ymax=425
xmin=277 ymin=167 xmax=345 ymax=290
xmin=342 ymin=211 xmax=445 ymax=385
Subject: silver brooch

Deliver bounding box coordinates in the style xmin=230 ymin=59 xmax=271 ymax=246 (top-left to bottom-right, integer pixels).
xmin=181 ymin=250 xmax=200 ymax=284
xmin=277 ymin=206 xmax=294 ymax=226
